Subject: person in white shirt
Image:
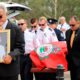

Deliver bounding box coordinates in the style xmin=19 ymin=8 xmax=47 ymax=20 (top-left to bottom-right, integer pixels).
xmin=24 ymin=29 xmax=35 ymax=54
xmin=57 ymin=16 xmax=70 ymax=39
xmin=34 ymin=16 xmax=58 ymax=48
xmin=34 ymin=16 xmax=58 ymax=80
xmin=18 ymin=19 xmax=33 ymax=80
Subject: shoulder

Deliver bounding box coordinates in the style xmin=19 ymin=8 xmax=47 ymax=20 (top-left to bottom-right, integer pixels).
xmin=76 ymin=28 xmax=80 ymax=35
xmin=8 ymin=20 xmax=19 ymax=30
xmin=55 ymin=28 xmax=61 ymax=32
xmin=66 ymin=29 xmax=71 ymax=33
xmin=48 ymin=27 xmax=53 ymax=32
xmin=78 ymin=28 xmax=80 ymax=31
xmin=66 ymin=29 xmax=71 ymax=35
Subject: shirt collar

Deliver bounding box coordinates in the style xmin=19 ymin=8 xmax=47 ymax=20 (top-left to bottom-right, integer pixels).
xmin=2 ymin=20 xmax=8 ymax=29
xmin=24 ymin=28 xmax=29 ymax=33
xmin=40 ymin=26 xmax=49 ymax=31
xmin=71 ymin=28 xmax=79 ymax=34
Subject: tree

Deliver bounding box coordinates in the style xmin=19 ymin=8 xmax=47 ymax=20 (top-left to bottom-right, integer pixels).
xmin=1 ymin=0 xmax=80 ymax=21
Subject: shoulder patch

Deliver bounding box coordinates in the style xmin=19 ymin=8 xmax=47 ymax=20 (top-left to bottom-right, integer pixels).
xmin=40 ymin=28 xmax=43 ymax=31
xmin=48 ymin=28 xmax=52 ymax=31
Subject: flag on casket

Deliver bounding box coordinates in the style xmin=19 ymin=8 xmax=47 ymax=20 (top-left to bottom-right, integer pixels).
xmin=30 ymin=41 xmax=68 ymax=71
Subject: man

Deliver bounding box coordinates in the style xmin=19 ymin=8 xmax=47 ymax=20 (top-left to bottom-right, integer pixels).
xmin=66 ymin=16 xmax=80 ymax=80
xmin=18 ymin=19 xmax=28 ymax=32
xmin=34 ymin=17 xmax=58 ymax=80
xmin=18 ymin=19 xmax=33 ymax=80
xmin=0 ymin=4 xmax=24 ymax=80
xmin=57 ymin=16 xmax=70 ymax=39
xmin=37 ymin=16 xmax=58 ymax=45
xmin=48 ymin=18 xmax=65 ymax=41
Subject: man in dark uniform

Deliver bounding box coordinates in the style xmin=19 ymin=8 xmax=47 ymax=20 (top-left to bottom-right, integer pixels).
xmin=66 ymin=16 xmax=80 ymax=80
xmin=47 ymin=18 xmax=65 ymax=41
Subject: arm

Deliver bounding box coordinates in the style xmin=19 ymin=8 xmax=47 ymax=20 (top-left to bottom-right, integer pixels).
xmin=10 ymin=27 xmax=25 ymax=57
xmin=4 ymin=25 xmax=25 ymax=64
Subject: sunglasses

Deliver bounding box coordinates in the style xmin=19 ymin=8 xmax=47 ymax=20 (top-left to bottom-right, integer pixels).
xmin=18 ymin=23 xmax=25 ymax=26
xmin=32 ymin=26 xmax=36 ymax=28
xmin=39 ymin=24 xmax=45 ymax=26
xmin=70 ymin=24 xmax=75 ymax=27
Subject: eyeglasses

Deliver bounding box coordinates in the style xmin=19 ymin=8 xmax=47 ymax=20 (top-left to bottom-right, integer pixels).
xmin=18 ymin=23 xmax=25 ymax=26
xmin=39 ymin=24 xmax=45 ymax=26
xmin=70 ymin=24 xmax=75 ymax=27
xmin=32 ymin=26 xmax=36 ymax=28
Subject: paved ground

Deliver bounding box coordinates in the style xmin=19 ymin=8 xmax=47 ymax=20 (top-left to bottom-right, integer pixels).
xmin=64 ymin=71 xmax=71 ymax=80
xmin=19 ymin=71 xmax=71 ymax=80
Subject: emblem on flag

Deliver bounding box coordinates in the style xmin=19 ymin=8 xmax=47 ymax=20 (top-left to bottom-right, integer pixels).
xmin=36 ymin=44 xmax=60 ymax=59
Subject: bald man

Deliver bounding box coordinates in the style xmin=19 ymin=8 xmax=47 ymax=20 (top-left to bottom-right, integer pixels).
xmin=57 ymin=16 xmax=70 ymax=39
xmin=66 ymin=16 xmax=80 ymax=80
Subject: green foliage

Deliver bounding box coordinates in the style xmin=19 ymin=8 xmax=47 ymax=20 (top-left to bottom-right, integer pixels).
xmin=1 ymin=0 xmax=80 ymax=21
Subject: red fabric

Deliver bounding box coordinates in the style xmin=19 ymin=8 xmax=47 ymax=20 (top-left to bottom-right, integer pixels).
xmin=52 ymin=41 xmax=67 ymax=55
xmin=30 ymin=50 xmax=45 ymax=70
xmin=30 ymin=41 xmax=68 ymax=71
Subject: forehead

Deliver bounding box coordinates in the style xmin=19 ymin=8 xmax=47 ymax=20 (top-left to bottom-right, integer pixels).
xmin=69 ymin=18 xmax=77 ymax=24
xmin=39 ymin=19 xmax=46 ymax=23
xmin=18 ymin=19 xmax=25 ymax=23
xmin=0 ymin=8 xmax=5 ymax=14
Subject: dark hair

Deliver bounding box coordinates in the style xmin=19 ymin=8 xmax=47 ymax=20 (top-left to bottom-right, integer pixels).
xmin=30 ymin=18 xmax=37 ymax=24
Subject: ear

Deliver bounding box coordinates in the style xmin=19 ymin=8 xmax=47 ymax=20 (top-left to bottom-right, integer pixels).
xmin=77 ymin=21 xmax=80 ymax=24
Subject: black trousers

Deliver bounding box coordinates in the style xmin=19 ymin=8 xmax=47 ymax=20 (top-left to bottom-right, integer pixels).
xmin=67 ymin=56 xmax=80 ymax=80
xmin=0 ymin=75 xmax=18 ymax=80
xmin=20 ymin=54 xmax=33 ymax=80
xmin=70 ymin=65 xmax=80 ymax=80
xmin=35 ymin=73 xmax=56 ymax=80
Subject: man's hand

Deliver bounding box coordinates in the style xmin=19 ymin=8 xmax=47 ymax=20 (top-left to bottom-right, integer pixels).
xmin=3 ymin=55 xmax=12 ymax=64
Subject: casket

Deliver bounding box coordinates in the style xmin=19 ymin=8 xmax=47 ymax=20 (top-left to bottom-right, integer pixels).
xmin=30 ymin=41 xmax=68 ymax=71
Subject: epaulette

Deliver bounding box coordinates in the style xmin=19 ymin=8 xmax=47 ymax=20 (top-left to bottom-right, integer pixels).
xmin=48 ymin=28 xmax=52 ymax=31
xmin=40 ymin=28 xmax=43 ymax=31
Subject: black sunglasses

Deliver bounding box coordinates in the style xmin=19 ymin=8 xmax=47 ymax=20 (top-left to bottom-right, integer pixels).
xmin=18 ymin=23 xmax=24 ymax=26
xmin=70 ymin=24 xmax=75 ymax=27
xmin=39 ymin=24 xmax=45 ymax=26
xmin=32 ymin=26 xmax=36 ymax=28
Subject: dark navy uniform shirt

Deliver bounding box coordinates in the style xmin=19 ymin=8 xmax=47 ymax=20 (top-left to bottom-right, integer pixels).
xmin=54 ymin=28 xmax=65 ymax=41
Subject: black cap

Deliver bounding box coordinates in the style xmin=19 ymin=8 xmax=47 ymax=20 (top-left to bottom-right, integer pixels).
xmin=47 ymin=18 xmax=58 ymax=24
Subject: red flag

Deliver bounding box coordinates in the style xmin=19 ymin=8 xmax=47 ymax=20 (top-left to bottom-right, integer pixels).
xmin=30 ymin=50 xmax=45 ymax=70
xmin=30 ymin=41 xmax=68 ymax=71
